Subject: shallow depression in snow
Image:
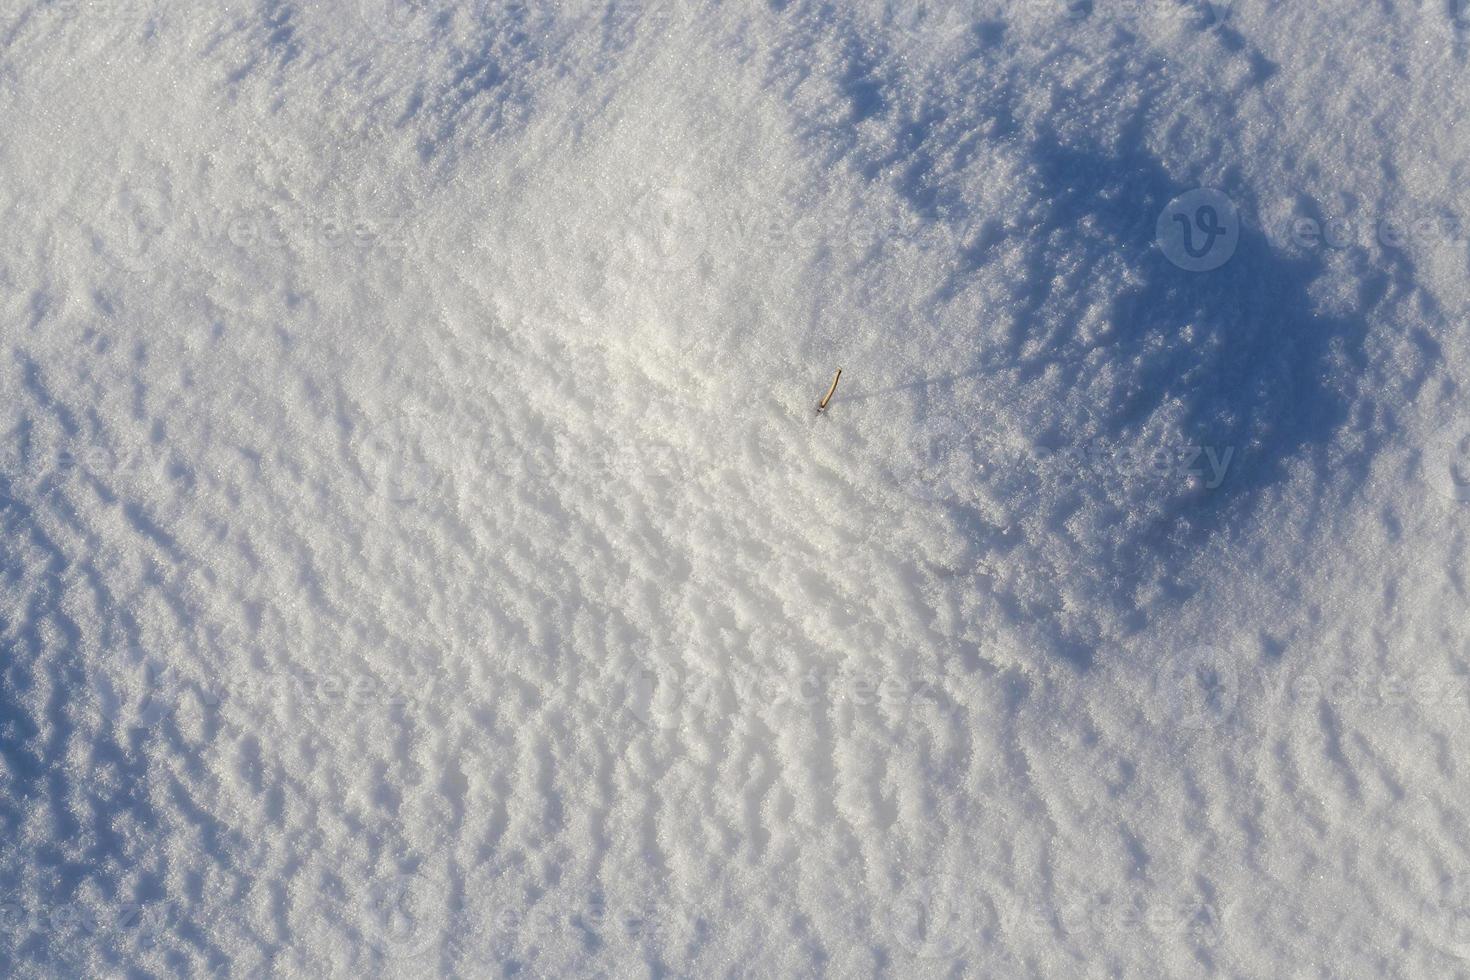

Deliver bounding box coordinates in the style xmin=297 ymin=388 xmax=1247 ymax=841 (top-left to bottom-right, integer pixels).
xmin=3 ymin=0 xmax=1470 ymax=976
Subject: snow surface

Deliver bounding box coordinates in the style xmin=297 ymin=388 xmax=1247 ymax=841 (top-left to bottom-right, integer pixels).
xmin=3 ymin=0 xmax=1470 ymax=975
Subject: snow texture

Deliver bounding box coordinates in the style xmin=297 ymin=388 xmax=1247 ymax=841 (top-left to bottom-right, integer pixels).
xmin=3 ymin=0 xmax=1470 ymax=976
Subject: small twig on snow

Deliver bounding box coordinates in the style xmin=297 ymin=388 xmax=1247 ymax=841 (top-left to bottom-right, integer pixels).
xmin=816 ymin=368 xmax=843 ymax=414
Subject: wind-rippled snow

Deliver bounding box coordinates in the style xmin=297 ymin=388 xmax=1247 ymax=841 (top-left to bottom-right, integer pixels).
xmin=3 ymin=0 xmax=1470 ymax=976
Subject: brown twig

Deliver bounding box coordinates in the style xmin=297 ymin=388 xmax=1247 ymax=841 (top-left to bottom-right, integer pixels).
xmin=816 ymin=368 xmax=843 ymax=413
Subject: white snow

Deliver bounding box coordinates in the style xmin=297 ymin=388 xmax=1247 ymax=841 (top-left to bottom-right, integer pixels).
xmin=3 ymin=0 xmax=1470 ymax=975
